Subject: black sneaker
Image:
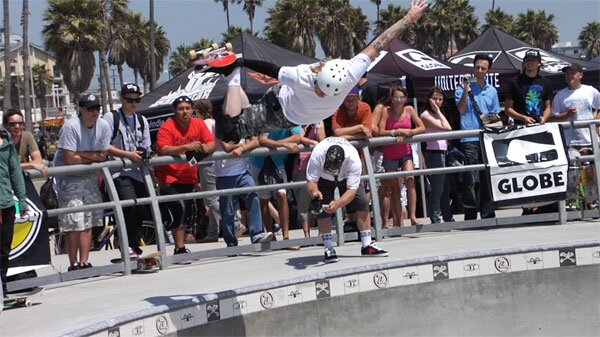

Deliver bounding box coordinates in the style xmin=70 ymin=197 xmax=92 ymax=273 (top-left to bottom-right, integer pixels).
xmin=67 ymin=263 xmax=80 ymax=271
xmin=174 ymin=247 xmax=191 ymax=255
xmin=361 ymin=242 xmax=389 ymax=257
xmin=80 ymin=262 xmax=93 ymax=269
xmin=324 ymin=248 xmax=339 ymax=263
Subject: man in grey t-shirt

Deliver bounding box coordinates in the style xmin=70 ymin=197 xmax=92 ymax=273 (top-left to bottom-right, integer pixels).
xmin=54 ymin=94 xmax=111 ymax=271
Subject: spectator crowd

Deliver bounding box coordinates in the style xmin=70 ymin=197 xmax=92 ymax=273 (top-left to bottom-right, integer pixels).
xmin=1 ymin=47 xmax=599 ymax=282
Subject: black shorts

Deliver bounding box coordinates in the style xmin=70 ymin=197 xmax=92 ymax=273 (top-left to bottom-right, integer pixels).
xmin=316 ymin=178 xmax=369 ymax=219
xmin=217 ymin=85 xmax=296 ymax=143
xmin=159 ymin=184 xmax=195 ymax=230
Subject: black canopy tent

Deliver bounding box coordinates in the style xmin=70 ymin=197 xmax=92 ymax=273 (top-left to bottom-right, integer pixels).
xmin=137 ymin=32 xmax=317 ymax=136
xmin=367 ymin=38 xmax=518 ymax=98
xmin=448 ymin=26 xmax=600 ymax=92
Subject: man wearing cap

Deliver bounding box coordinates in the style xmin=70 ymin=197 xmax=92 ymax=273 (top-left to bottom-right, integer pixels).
xmin=156 ymin=95 xmax=216 ymax=256
xmin=210 ymin=0 xmax=428 ymax=143
xmin=103 ymin=83 xmax=151 ymax=258
xmin=551 ymin=62 xmax=600 ymax=152
xmin=455 ymin=54 xmax=499 ymax=220
xmin=332 ymin=86 xmax=373 ymax=141
xmin=53 ymin=94 xmax=112 ymax=271
xmin=306 ymin=137 xmax=388 ymax=263
xmin=505 ymin=49 xmax=552 ymax=125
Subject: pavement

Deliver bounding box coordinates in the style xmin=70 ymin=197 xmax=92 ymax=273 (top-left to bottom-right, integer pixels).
xmin=1 ymin=217 xmax=599 ymax=337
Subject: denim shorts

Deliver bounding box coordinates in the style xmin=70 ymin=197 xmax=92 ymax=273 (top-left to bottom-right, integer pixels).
xmin=382 ymin=155 xmax=413 ymax=170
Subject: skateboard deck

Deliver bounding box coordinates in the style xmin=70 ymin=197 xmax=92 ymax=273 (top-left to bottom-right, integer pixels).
xmin=135 ymin=252 xmax=162 ymax=273
xmin=4 ymin=287 xmax=44 ymax=308
xmin=190 ymin=42 xmax=235 ymax=66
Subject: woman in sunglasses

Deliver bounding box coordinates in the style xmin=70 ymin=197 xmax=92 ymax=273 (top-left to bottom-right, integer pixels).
xmin=2 ymin=109 xmax=47 ymax=176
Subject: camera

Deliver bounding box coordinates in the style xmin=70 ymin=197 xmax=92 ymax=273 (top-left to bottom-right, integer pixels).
xmin=137 ymin=146 xmax=152 ymax=159
xmin=463 ymin=76 xmax=477 ymax=83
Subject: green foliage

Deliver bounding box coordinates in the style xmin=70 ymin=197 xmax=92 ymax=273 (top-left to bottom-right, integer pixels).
xmin=169 ymin=38 xmax=216 ymax=77
xmin=483 ymin=8 xmax=514 ymax=34
xmin=514 ymin=9 xmax=558 ymax=50
xmin=578 ymin=21 xmax=600 ymax=59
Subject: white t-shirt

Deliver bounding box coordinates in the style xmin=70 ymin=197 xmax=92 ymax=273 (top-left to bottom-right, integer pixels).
xmin=552 ymin=84 xmax=600 ymax=146
xmin=278 ymin=53 xmax=372 ymax=125
xmin=306 ymin=137 xmax=362 ymax=189
xmin=214 ymin=139 xmax=250 ymax=177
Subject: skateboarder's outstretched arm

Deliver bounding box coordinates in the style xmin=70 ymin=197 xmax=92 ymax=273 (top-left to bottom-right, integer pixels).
xmin=361 ymin=0 xmax=428 ymax=61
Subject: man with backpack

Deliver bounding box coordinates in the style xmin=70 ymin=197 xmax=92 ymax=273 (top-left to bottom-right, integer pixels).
xmin=103 ymin=83 xmax=151 ymax=258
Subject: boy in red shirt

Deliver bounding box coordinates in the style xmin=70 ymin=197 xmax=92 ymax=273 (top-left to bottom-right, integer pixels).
xmin=156 ymin=96 xmax=216 ymax=254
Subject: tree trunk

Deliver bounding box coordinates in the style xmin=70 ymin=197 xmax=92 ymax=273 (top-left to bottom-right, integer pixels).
xmin=117 ymin=64 xmax=124 ymax=88
xmin=3 ymin=0 xmax=12 ymax=111
xmin=149 ymin=0 xmax=156 ymax=91
xmin=22 ymin=0 xmax=33 ymax=132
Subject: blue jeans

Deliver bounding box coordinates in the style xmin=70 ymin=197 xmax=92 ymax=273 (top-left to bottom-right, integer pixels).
xmin=461 ymin=142 xmax=495 ymax=220
xmin=425 ymin=151 xmax=453 ymax=223
xmin=217 ymin=171 xmax=264 ymax=246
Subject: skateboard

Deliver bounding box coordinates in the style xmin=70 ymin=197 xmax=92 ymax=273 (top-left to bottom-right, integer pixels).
xmin=566 ymin=149 xmax=598 ymax=211
xmin=4 ymin=287 xmax=44 ymax=308
xmin=189 ymin=42 xmax=236 ymax=67
xmin=111 ymin=252 xmax=162 ymax=273
xmin=135 ymin=252 xmax=162 ymax=273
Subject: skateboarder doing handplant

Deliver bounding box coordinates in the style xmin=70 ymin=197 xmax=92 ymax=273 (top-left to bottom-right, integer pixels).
xmin=215 ymin=0 xmax=429 ymax=142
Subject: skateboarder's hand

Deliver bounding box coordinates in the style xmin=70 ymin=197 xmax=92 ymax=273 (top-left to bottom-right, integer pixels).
xmin=406 ymin=0 xmax=429 ymax=23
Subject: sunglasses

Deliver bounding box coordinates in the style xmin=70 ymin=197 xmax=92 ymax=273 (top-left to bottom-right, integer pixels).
xmin=7 ymin=121 xmax=24 ymax=127
xmin=392 ymin=96 xmax=407 ymax=102
xmin=123 ymin=97 xmax=141 ymax=104
xmin=86 ymin=106 xmax=102 ymax=111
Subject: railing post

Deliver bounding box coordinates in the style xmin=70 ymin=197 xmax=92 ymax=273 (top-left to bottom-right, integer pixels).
xmin=334 ymin=188 xmax=345 ymax=246
xmin=142 ymin=166 xmax=169 ymax=269
xmin=101 ymin=167 xmax=132 ymax=275
xmin=589 ymin=121 xmax=600 ymax=209
xmin=361 ymin=145 xmax=382 ymax=241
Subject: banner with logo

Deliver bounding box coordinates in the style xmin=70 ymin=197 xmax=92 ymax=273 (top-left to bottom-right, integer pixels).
xmin=8 ymin=173 xmax=51 ymax=276
xmin=482 ymin=124 xmax=568 ymax=208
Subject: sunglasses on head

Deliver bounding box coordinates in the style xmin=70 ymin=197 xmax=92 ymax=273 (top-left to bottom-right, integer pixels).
xmin=123 ymin=97 xmax=141 ymax=104
xmin=174 ymin=96 xmax=192 ymax=104
xmin=7 ymin=121 xmax=24 ymax=127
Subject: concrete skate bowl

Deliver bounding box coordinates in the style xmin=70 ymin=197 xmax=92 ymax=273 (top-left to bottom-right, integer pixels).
xmin=72 ymin=244 xmax=600 ymax=337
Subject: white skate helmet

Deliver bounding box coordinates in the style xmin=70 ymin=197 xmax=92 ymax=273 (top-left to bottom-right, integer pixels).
xmin=316 ymin=59 xmax=349 ymax=96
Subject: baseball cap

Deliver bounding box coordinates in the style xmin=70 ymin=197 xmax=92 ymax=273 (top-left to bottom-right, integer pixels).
xmin=523 ymin=49 xmax=541 ymax=61
xmin=347 ymin=86 xmax=360 ymax=97
xmin=561 ymin=62 xmax=584 ymax=73
xmin=171 ymin=95 xmax=193 ymax=108
xmin=78 ymin=94 xmax=101 ymax=108
xmin=323 ymin=145 xmax=345 ymax=177
xmin=121 ymin=82 xmax=142 ymax=95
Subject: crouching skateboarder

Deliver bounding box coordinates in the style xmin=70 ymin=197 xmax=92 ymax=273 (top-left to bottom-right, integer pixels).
xmin=306 ymin=137 xmax=388 ymax=263
xmin=214 ymin=0 xmax=429 ymax=143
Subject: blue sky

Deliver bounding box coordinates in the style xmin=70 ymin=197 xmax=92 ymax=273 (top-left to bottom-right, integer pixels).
xmin=3 ymin=0 xmax=599 ymax=86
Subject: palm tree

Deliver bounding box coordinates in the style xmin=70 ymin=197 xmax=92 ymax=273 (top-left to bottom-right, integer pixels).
xmin=214 ymin=0 xmax=232 ymax=30
xmin=376 ymin=4 xmax=412 ymax=40
xmin=22 ymin=0 xmax=33 ymax=132
xmin=43 ymin=0 xmax=105 ymax=97
xmin=139 ymin=24 xmax=170 ymax=90
xmin=579 ymin=21 xmax=600 ymax=59
xmin=236 ymin=0 xmax=263 ymax=34
xmin=370 ymin=0 xmax=382 ymax=32
xmin=3 ymin=0 xmax=12 ymax=111
xmin=99 ymin=0 xmax=128 ymax=110
xmin=221 ymin=25 xmax=255 ymax=43
xmin=316 ymin=0 xmax=369 ymax=59
xmin=264 ymin=0 xmax=320 ymax=57
xmin=32 ymin=64 xmax=53 ymax=111
xmin=514 ymin=9 xmax=558 ymax=50
xmin=482 ymin=8 xmax=514 ymax=34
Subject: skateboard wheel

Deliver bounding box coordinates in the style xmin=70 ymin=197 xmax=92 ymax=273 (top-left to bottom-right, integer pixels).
xmin=137 ymin=261 xmax=144 ymax=270
xmin=25 ymin=300 xmax=32 ymax=307
xmin=225 ymin=42 xmax=233 ymax=51
xmin=211 ymin=43 xmax=219 ymax=51
xmin=188 ymin=50 xmax=198 ymax=60
xmin=201 ymin=50 xmax=210 ymax=59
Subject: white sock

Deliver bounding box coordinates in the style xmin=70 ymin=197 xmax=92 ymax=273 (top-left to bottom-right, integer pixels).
xmin=321 ymin=233 xmax=334 ymax=250
xmin=228 ymin=67 xmax=241 ymax=86
xmin=360 ymin=230 xmax=372 ymax=247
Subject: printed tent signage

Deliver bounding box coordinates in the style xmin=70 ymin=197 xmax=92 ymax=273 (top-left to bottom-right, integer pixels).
xmin=8 ymin=174 xmax=51 ymax=276
xmin=482 ymin=124 xmax=568 ymax=208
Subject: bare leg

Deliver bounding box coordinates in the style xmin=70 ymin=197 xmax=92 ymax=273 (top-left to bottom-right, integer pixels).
xmin=173 ymin=225 xmax=186 ymax=249
xmin=277 ymin=192 xmax=290 ymax=239
xmin=403 ymin=159 xmax=420 ymax=225
xmin=78 ymin=229 xmax=92 ymax=264
xmin=66 ymin=232 xmax=80 ymax=266
xmin=260 ymin=199 xmax=272 ymax=232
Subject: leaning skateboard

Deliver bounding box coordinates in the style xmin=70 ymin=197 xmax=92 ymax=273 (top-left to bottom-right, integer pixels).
xmin=189 ymin=42 xmax=237 ymax=67
xmin=135 ymin=252 xmax=162 ymax=273
xmin=111 ymin=252 xmax=162 ymax=273
xmin=4 ymin=287 xmax=44 ymax=308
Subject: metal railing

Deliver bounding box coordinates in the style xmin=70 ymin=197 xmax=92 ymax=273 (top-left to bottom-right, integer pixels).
xmin=8 ymin=120 xmax=600 ymax=291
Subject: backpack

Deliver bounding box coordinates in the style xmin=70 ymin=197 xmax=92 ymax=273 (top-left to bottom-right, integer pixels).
xmin=110 ymin=109 xmax=146 ymax=142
